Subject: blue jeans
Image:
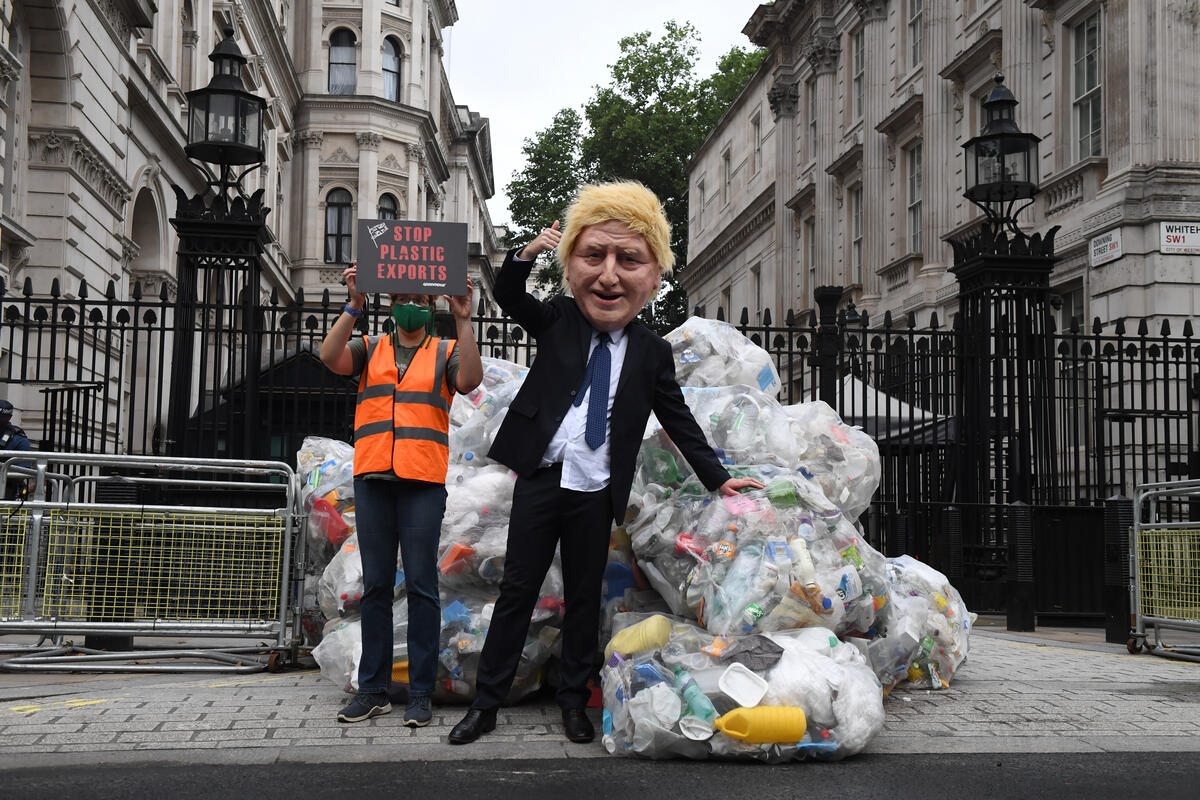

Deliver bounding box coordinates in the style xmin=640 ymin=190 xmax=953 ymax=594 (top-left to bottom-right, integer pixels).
xmin=353 ymin=478 xmax=446 ymax=696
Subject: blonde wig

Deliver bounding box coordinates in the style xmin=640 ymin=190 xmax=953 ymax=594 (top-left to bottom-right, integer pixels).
xmin=556 ymin=181 xmax=675 ymax=276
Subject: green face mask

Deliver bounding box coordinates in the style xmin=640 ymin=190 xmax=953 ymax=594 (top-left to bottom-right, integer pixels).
xmin=391 ymin=302 xmax=431 ymax=333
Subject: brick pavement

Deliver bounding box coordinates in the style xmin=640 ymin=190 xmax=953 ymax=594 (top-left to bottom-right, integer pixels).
xmin=0 ymin=629 xmax=1197 ymax=767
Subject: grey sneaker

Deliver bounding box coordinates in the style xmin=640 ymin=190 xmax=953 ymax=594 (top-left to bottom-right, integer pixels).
xmin=337 ymin=692 xmax=391 ymax=723
xmin=403 ymin=693 xmax=432 ymax=727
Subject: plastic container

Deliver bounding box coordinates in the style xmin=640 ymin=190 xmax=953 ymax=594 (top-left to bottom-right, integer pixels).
xmin=714 ymin=706 xmax=808 ymax=744
xmin=604 ymin=614 xmax=672 ymax=660
xmin=717 ymin=662 xmax=768 ymax=707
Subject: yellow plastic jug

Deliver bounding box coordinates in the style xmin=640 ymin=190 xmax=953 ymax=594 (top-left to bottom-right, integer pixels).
xmin=603 ymin=614 xmax=672 ymax=660
xmin=714 ymin=706 xmax=808 ymax=744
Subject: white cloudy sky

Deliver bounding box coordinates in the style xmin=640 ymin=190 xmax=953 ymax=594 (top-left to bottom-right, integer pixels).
xmin=442 ymin=0 xmax=765 ymax=228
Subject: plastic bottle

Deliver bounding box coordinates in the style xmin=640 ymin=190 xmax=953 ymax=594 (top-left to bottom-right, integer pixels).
xmin=671 ymin=666 xmax=717 ymax=719
xmin=765 ymin=479 xmax=798 ymax=508
xmin=642 ymin=445 xmax=683 ymax=484
xmin=788 ymin=537 xmax=817 ymax=588
xmin=713 ymin=706 xmax=808 ymax=744
xmin=603 ymin=614 xmax=672 ymax=660
xmin=795 ymin=729 xmax=840 ymax=759
xmin=704 ymin=540 xmax=737 ymax=584
xmin=740 ymin=602 xmax=766 ymax=632
xmin=438 ymin=648 xmax=463 ymax=680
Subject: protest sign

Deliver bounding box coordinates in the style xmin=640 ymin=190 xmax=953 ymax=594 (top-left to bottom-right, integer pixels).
xmin=355 ymin=219 xmax=468 ymax=295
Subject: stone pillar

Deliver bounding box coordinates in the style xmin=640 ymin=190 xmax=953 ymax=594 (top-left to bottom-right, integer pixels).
xmin=857 ymin=0 xmax=888 ymax=307
xmin=406 ymin=142 xmax=425 ymax=221
xmin=925 ymin=0 xmax=955 ymax=278
xmin=768 ymin=77 xmax=799 ymax=317
xmin=409 ymin=0 xmax=428 ymax=109
xmin=296 ymin=131 xmax=324 ymax=263
xmin=360 ymin=0 xmax=381 ymax=96
xmin=307 ymin=0 xmax=324 ymax=93
xmin=805 ymin=30 xmax=841 ymax=288
xmin=429 ymin=40 xmax=443 ymax=123
xmin=357 ymin=132 xmax=381 ymax=217
xmin=1002 ymin=2 xmax=1043 ymax=233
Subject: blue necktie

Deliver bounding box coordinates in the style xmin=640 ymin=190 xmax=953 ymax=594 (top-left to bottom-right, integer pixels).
xmin=574 ymin=332 xmax=612 ymax=450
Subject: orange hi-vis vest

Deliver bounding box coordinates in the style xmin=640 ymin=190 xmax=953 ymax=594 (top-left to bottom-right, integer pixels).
xmin=353 ymin=334 xmax=457 ymax=483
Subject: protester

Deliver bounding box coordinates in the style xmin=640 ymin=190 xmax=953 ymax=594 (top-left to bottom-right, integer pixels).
xmin=320 ymin=268 xmax=482 ymax=725
xmin=449 ymin=181 xmax=762 ymax=745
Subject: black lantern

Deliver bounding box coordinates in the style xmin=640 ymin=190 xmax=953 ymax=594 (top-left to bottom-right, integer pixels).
xmin=185 ymin=25 xmax=266 ymax=167
xmin=962 ymin=73 xmax=1040 ymax=225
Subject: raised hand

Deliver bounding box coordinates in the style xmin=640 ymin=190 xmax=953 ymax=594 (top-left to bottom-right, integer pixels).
xmin=520 ymin=220 xmax=562 ymax=261
xmin=447 ymin=276 xmax=474 ymax=320
xmin=343 ymin=263 xmax=366 ymax=310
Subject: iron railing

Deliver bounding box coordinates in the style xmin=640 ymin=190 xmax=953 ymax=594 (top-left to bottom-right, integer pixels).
xmin=4 ymin=275 xmax=1197 ymax=621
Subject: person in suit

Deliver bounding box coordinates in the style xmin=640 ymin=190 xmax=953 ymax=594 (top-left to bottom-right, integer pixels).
xmin=449 ymin=181 xmax=762 ymax=745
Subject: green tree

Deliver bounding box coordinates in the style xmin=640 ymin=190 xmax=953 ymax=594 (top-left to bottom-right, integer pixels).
xmin=503 ymin=108 xmax=588 ymax=293
xmin=503 ymin=21 xmax=765 ymax=332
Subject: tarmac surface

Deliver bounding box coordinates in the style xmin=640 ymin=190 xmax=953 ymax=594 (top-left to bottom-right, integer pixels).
xmin=0 ymin=617 xmax=1198 ymax=772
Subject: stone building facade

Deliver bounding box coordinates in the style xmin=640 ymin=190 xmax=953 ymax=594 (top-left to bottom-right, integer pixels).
xmin=685 ymin=0 xmax=1200 ymax=333
xmin=0 ymin=0 xmax=503 ymax=440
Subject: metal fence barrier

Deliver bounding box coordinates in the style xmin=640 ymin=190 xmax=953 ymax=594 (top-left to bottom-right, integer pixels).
xmin=0 ymin=451 xmax=304 ymax=672
xmin=1128 ymin=480 xmax=1200 ymax=662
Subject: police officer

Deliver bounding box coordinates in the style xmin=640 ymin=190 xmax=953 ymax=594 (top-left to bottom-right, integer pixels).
xmin=0 ymin=399 xmax=32 ymax=499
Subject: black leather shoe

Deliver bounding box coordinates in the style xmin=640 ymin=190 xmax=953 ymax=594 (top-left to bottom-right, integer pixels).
xmin=448 ymin=707 xmax=497 ymax=745
xmin=561 ymin=708 xmax=594 ymax=743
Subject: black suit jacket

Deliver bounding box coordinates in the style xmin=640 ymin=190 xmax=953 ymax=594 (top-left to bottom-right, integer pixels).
xmin=487 ymin=248 xmax=731 ymax=525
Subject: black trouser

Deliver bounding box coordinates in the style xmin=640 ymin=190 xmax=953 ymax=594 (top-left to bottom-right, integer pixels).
xmin=472 ymin=463 xmax=612 ymax=711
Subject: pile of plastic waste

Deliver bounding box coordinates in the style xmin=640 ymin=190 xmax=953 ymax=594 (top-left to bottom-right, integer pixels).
xmin=599 ymin=613 xmax=885 ymax=761
xmin=594 ymin=318 xmax=973 ymax=759
xmin=300 ymin=317 xmax=973 ymax=760
xmin=305 ymin=358 xmax=567 ymax=702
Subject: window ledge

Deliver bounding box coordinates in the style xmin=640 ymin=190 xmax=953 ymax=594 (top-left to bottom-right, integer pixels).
xmin=877 ymin=252 xmax=923 ymax=292
xmin=1040 ymin=156 xmax=1108 ymax=217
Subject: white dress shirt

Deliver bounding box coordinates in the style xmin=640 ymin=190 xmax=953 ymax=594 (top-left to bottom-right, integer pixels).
xmin=541 ymin=326 xmax=627 ymax=491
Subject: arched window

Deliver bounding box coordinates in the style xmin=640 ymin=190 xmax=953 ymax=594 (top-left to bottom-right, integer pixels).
xmin=328 ymin=29 xmax=356 ymax=95
xmin=325 ymin=188 xmax=353 ymax=263
xmin=383 ymin=37 xmax=402 ymax=102
xmin=378 ymin=193 xmax=398 ymax=220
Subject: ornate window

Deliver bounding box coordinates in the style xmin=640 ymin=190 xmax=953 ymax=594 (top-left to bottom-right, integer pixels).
xmin=852 ymin=30 xmax=865 ymax=120
xmin=378 ymin=193 xmax=398 ymax=220
xmin=805 ymin=218 xmax=817 ymax=295
xmin=325 ymin=188 xmax=353 ymax=263
xmin=907 ymin=0 xmax=923 ymax=70
xmin=750 ymin=113 xmax=761 ymax=174
xmin=807 ymin=78 xmax=818 ymax=159
xmin=1072 ymin=10 xmax=1102 ymax=160
xmin=851 ymin=185 xmax=864 ymax=283
xmin=383 ymin=37 xmax=402 ymax=102
xmin=329 ymin=29 xmax=357 ymax=95
xmin=906 ymin=143 xmax=922 ymax=253
xmin=721 ymin=148 xmax=732 ymax=205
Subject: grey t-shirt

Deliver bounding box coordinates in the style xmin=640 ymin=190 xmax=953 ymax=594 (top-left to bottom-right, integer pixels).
xmin=348 ymin=335 xmax=461 ymax=392
xmin=348 ymin=334 xmax=461 ymax=482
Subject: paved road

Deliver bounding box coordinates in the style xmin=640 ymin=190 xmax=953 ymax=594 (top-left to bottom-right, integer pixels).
xmin=1 ymin=629 xmax=1198 ymax=768
xmin=5 ymin=754 xmax=1199 ymax=799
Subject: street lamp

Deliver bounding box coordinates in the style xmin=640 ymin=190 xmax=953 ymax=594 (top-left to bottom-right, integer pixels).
xmin=961 ymin=73 xmax=1040 ymax=232
xmin=185 ymin=24 xmax=267 ymax=193
xmin=169 ymin=24 xmax=271 ymax=460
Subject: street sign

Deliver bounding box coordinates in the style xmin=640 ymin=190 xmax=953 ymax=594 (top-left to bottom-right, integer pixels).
xmin=1089 ymin=228 xmax=1123 ymax=266
xmin=1160 ymin=221 xmax=1200 ymax=255
xmin=355 ymin=219 xmax=468 ymax=295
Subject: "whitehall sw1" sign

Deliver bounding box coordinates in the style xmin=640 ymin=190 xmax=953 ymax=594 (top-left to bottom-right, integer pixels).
xmin=1160 ymin=221 xmax=1200 ymax=255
